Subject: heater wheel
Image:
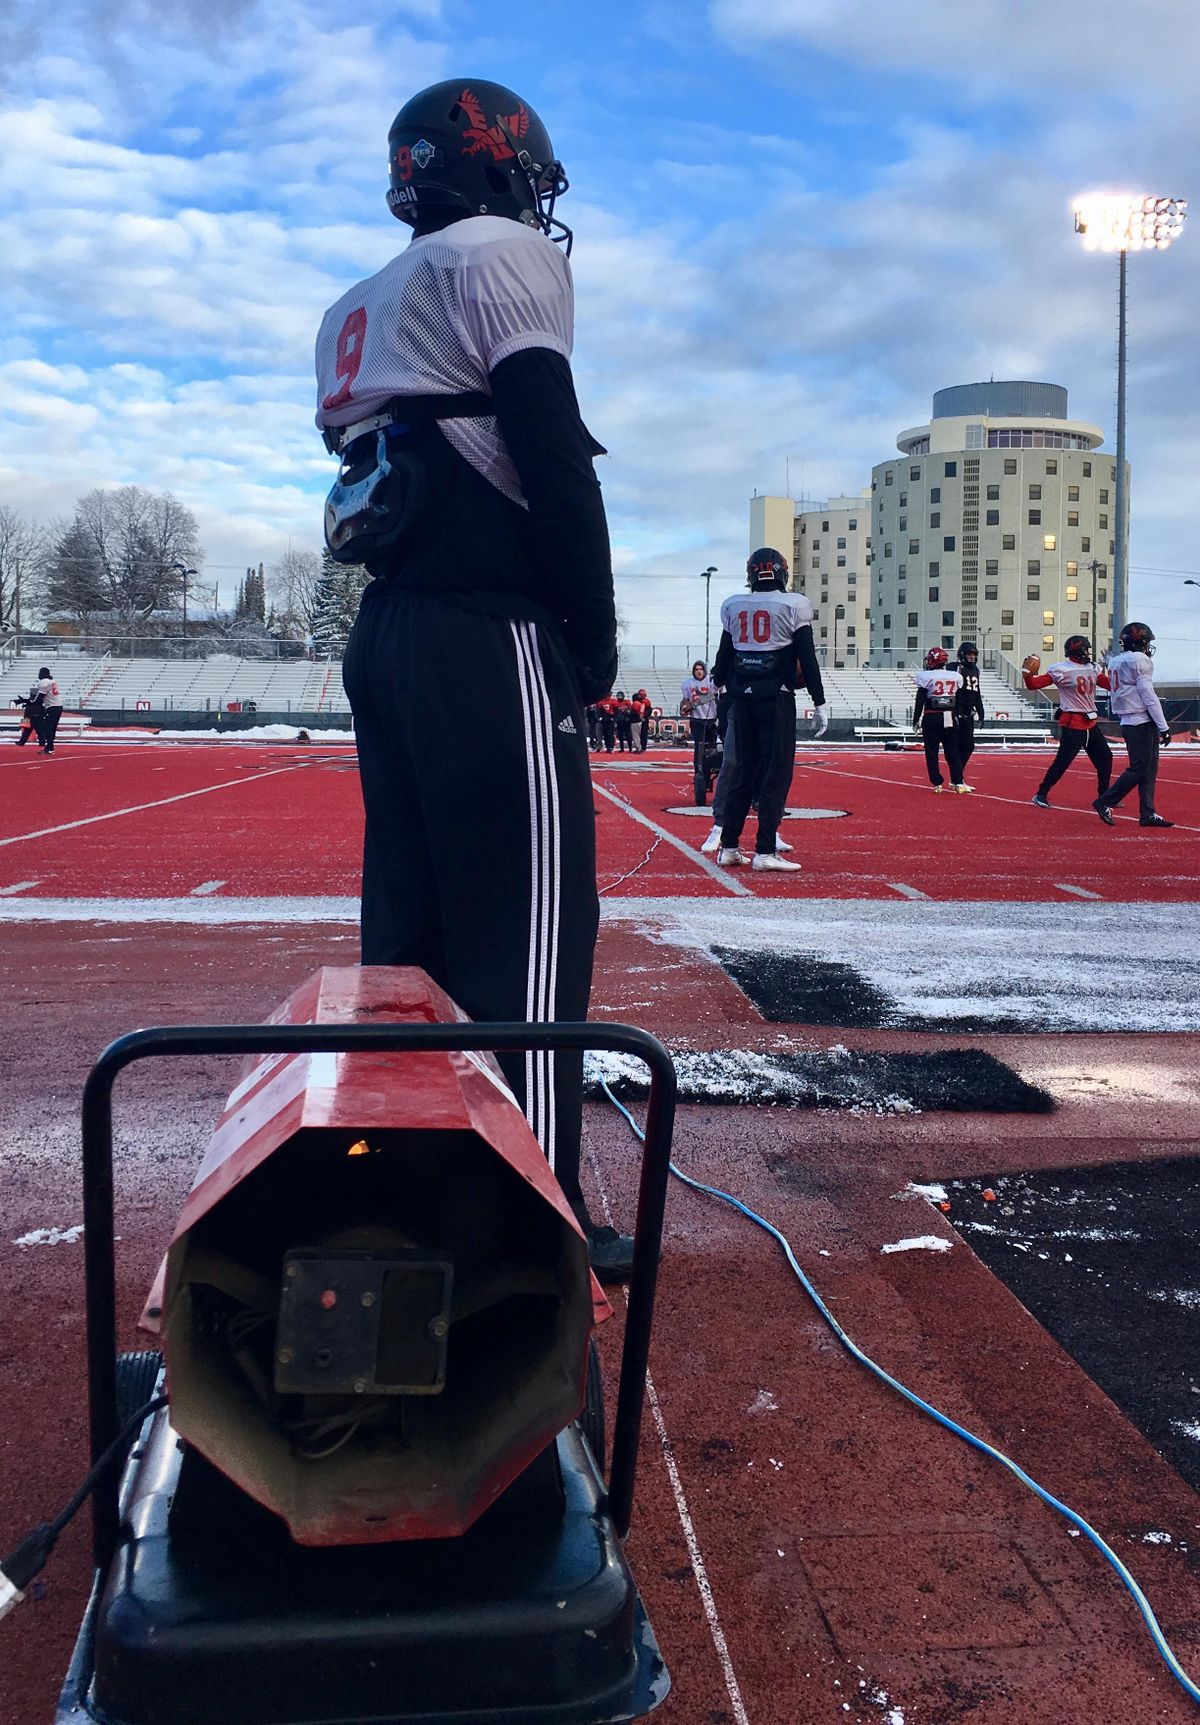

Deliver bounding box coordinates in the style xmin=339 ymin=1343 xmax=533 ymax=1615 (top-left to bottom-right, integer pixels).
xmin=116 ymin=1349 xmax=164 ymax=1435
xmin=581 ymin=1339 xmax=605 ymax=1472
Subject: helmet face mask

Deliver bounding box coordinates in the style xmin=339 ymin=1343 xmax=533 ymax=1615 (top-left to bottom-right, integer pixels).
xmin=924 ymin=647 xmax=948 ymax=670
xmin=1119 ymin=621 xmax=1155 ymax=656
xmin=387 ymin=80 xmax=572 ymax=251
xmin=746 ymin=547 xmax=788 ymax=591
xmin=1064 ymin=634 xmax=1092 ymax=664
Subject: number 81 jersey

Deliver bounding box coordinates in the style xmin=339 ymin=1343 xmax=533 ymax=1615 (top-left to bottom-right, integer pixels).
xmin=719 ymin=590 xmax=815 ymax=651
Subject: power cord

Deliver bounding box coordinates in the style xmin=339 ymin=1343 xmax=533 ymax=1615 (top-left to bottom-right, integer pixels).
xmin=0 ymin=1392 xmax=168 ymax=1622
xmin=600 ymin=1078 xmax=1200 ymax=1710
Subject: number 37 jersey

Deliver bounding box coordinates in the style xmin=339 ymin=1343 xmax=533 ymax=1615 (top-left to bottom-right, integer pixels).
xmin=719 ymin=591 xmax=815 ymax=653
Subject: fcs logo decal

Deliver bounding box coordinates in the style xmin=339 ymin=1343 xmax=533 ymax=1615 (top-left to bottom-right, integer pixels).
xmin=412 ymin=138 xmax=436 ymax=170
xmin=458 ymin=86 xmax=529 ymax=161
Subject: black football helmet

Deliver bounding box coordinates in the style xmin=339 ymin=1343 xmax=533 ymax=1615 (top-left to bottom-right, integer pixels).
xmin=957 ymin=641 xmax=978 ymax=665
xmin=747 ymin=547 xmax=788 ymax=590
xmin=1064 ymin=634 xmax=1092 ymax=664
xmin=1119 ymin=620 xmax=1154 ymax=656
xmin=386 ymin=80 xmax=571 ymax=250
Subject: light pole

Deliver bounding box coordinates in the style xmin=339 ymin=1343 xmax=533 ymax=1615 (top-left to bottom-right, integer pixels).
xmin=1073 ymin=194 xmax=1187 ymax=651
xmin=701 ymin=566 xmax=717 ymax=664
xmin=172 ymin=562 xmax=199 ymax=654
xmin=1186 ymin=580 xmax=1200 ymax=716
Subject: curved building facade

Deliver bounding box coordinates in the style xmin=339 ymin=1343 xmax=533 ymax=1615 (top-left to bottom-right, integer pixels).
xmin=870 ymin=381 xmax=1125 ymax=668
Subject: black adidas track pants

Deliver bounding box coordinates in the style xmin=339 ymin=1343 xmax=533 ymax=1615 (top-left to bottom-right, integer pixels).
xmin=1038 ymin=724 xmax=1113 ymax=798
xmin=343 ymin=584 xmax=599 ymax=1220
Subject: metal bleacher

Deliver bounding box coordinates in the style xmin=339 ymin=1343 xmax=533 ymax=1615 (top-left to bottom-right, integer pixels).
xmin=0 ymin=651 xmax=352 ymax=717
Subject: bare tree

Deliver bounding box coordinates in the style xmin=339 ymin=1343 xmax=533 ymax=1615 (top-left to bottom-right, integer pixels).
xmin=44 ymin=487 xmax=202 ymax=626
xmin=270 ymin=546 xmax=323 ymax=635
xmin=0 ymin=505 xmax=46 ymax=634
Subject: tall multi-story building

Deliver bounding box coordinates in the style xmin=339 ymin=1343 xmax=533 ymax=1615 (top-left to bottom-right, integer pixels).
xmin=868 ymin=381 xmax=1124 ymax=668
xmin=748 ymin=490 xmax=872 ymax=665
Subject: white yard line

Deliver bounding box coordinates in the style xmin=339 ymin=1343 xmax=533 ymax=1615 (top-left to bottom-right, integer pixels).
xmin=0 ymin=895 xmax=358 ymax=923
xmin=885 ymin=881 xmax=929 ymax=900
xmin=592 ymin=782 xmax=752 ymax=897
xmin=0 ymin=764 xmax=302 ymax=849
xmin=1055 ymin=883 xmax=1102 ymax=900
xmin=585 ymin=1148 xmax=751 ymax=1725
xmin=0 ymin=880 xmax=39 ymax=895
xmin=189 ymin=880 xmax=226 ymax=896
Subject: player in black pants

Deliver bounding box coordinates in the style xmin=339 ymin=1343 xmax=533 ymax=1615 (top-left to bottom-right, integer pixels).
xmin=912 ymin=647 xmax=967 ymax=792
xmin=954 ymin=641 xmax=985 ymax=777
xmin=319 ymin=79 xmax=631 ymax=1279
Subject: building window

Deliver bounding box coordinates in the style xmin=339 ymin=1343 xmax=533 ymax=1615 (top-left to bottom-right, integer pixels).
xmin=898 ymin=494 xmax=907 ymax=508
xmin=883 ymin=638 xmax=891 ymax=649
xmin=898 ymin=563 xmax=906 ymax=576
xmin=985 ymin=559 xmax=999 ymax=577
xmin=928 ymin=586 xmax=939 ymax=601
xmin=820 ymin=591 xmax=829 ymax=604
xmin=837 ymin=555 xmax=846 ymax=567
xmin=1083 ymin=461 xmax=1092 ymax=477
xmin=1043 ymin=534 xmax=1056 ymax=551
xmin=884 ymin=543 xmax=892 ymax=558
xmin=942 ymin=610 xmax=955 ymax=627
xmin=812 ymin=556 xmax=819 ymax=568
xmin=1043 ymin=610 xmax=1055 ymax=626
xmin=836 ymin=536 xmax=846 ymax=549
xmin=1004 ymin=458 xmax=1017 ymax=475
xmin=1042 ymin=634 xmax=1055 ymax=649
xmin=1067 ymin=511 xmax=1079 ymax=527
xmin=1027 ymin=584 xmax=1040 ymax=600
xmin=884 ymin=614 xmax=892 ymax=629
xmin=820 ymin=627 xmax=827 ymax=638
xmin=1029 ymin=484 xmax=1042 ymax=499
xmin=898 ymin=590 xmax=906 ymax=602
xmin=1080 ymin=610 xmax=1090 ymax=626
xmin=1001 ymin=610 xmax=1014 ymax=626
xmin=848 ymin=518 xmax=857 ymax=530
xmin=986 ymin=483 xmax=1000 ymax=500
xmin=823 ymin=519 xmax=830 ymax=531
xmin=908 ymin=612 xmax=918 ymax=627
xmin=930 ymin=487 xmax=941 ymax=504
xmin=907 ymin=636 xmax=918 ymax=649
xmin=899 ymin=516 xmax=907 ymax=530
xmin=944 ymin=460 xmax=957 ymax=477
xmin=943 ymin=536 xmax=956 ymax=552
xmin=984 ymin=584 xmax=998 ymax=600
xmin=966 ymin=423 xmax=984 ymax=448
xmin=1002 ymin=533 xmax=1016 ymax=550
xmin=1046 ymin=458 xmax=1058 ymax=474
xmin=1081 ymin=536 xmax=1091 ymax=552
xmin=1068 ymin=485 xmax=1079 ymax=501
xmin=1028 ymin=558 xmax=1041 ymax=577
xmin=928 ymin=561 xmax=940 ymax=576
xmin=1099 ymin=488 xmax=1109 ymax=504
xmin=1066 ymin=585 xmax=1078 ymax=601
xmin=1028 ymin=509 xmax=1041 ymax=525
xmin=1098 ymin=587 xmax=1107 ymax=602
xmin=910 ymin=465 xmax=920 ymax=480
xmin=885 ymin=472 xmax=893 ymax=486
xmin=1066 ymin=561 xmax=1078 ymax=577
xmin=847 ymin=571 xmax=857 ymax=584
xmin=930 ymin=512 xmax=941 ymax=528
xmin=985 ymin=509 xmax=999 ymax=525
xmin=1099 ymin=514 xmax=1108 ymax=529
xmin=942 ymin=635 xmax=955 ymax=649
xmin=909 ymin=539 xmax=920 ymax=554
xmin=1001 ymin=635 xmax=1014 ymax=651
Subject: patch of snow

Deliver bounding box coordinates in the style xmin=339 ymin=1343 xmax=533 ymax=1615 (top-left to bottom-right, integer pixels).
xmin=1142 ymin=1530 xmax=1172 ymax=1544
xmin=1172 ymin=1420 xmax=1200 ymax=1443
xmin=15 ymin=1224 xmax=84 ymax=1248
xmin=747 ymin=1389 xmax=778 ymax=1414
xmin=154 ymin=725 xmax=352 ymax=741
xmin=880 ymin=1235 xmax=952 ymax=1255
xmin=902 ymin=1182 xmax=948 ymax=1203
xmin=1149 ymin=1288 xmax=1200 ymax=1310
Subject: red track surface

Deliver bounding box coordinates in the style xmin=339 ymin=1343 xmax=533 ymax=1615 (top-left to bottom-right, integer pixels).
xmin=2 ymin=739 xmax=1200 ymax=1724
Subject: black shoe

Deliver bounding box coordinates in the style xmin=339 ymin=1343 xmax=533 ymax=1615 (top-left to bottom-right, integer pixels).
xmin=584 ymin=1223 xmax=635 ymax=1284
xmin=1032 ymin=793 xmax=1050 ymax=809
xmin=1140 ymin=814 xmax=1174 ymax=828
xmin=1093 ymin=798 xmax=1115 ymax=827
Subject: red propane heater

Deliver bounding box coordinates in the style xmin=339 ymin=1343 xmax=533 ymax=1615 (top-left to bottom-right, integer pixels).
xmin=54 ymin=967 xmax=675 ymax=1725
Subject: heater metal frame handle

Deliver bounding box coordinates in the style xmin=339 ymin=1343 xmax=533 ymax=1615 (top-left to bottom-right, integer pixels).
xmin=81 ymin=1020 xmax=676 ymax=1567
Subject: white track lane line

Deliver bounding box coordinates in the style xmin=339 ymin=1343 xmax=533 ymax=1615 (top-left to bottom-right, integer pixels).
xmin=1055 ymin=882 xmax=1102 ymax=899
xmin=592 ymin=782 xmax=752 ymax=897
xmin=190 ymin=880 xmax=226 ymax=896
xmin=800 ymin=757 xmax=1200 ymax=835
xmin=0 ymin=764 xmax=302 ymax=849
xmin=0 ymin=880 xmax=39 ymax=895
xmin=585 ymin=1148 xmax=751 ymax=1725
xmin=885 ymin=881 xmax=929 ymax=900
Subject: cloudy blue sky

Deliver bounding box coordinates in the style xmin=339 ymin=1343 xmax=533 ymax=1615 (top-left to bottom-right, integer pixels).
xmin=3 ymin=0 xmax=1200 ymax=673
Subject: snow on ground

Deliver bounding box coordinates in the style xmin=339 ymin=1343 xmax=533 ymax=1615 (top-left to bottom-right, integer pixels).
xmin=584 ymin=1047 xmax=923 ymax=1113
xmin=603 ymin=897 xmax=1200 ymax=1032
xmin=880 ymin=1236 xmax=953 ymax=1254
xmin=14 ymin=1224 xmax=84 ymax=1247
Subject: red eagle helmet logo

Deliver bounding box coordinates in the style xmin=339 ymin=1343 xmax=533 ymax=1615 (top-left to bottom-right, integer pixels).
xmin=458 ymin=86 xmax=529 ymax=161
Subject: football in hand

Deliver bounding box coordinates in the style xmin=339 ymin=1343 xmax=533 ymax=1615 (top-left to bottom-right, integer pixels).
xmin=1022 ymin=654 xmax=1041 ymax=674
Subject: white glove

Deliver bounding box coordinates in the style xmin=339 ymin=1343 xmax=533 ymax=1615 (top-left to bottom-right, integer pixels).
xmin=813 ymin=703 xmax=830 ymax=739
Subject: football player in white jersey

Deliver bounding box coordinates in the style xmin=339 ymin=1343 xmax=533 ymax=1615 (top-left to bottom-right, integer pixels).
xmin=912 ymin=648 xmax=968 ymax=791
xmin=1093 ymin=621 xmax=1174 ymax=828
xmin=1022 ymin=635 xmax=1112 ymax=808
xmin=315 ymin=80 xmax=631 ymax=1278
xmin=711 ymin=548 xmax=827 ymax=871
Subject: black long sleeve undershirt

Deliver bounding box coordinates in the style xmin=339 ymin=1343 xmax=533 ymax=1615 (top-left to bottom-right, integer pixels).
xmin=489 ymin=347 xmax=617 ymax=701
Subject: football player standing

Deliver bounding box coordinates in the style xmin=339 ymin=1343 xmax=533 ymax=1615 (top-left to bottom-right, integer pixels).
xmin=953 ymin=641 xmax=986 ymax=778
xmin=912 ymin=648 xmax=968 ymax=792
xmin=315 ymin=80 xmax=632 ymax=1278
xmin=1092 ymin=621 xmax=1174 ymax=828
xmin=1022 ymin=635 xmax=1113 ymax=808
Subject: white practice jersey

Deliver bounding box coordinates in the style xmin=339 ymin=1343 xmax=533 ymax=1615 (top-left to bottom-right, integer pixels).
xmin=719 ymin=590 xmax=815 ymax=653
xmin=681 ymin=676 xmax=718 ymax=719
xmin=1045 ymin=660 xmax=1102 ymax=716
xmin=912 ymin=667 xmax=962 ymax=711
xmin=1106 ymin=650 xmax=1167 ymax=729
xmin=314 ymin=216 xmax=574 ymax=504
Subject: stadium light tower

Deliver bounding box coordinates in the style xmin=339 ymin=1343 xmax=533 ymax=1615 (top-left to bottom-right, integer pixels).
xmin=1073 ymin=194 xmax=1187 ymax=650
xmin=701 ymin=566 xmax=717 ymax=662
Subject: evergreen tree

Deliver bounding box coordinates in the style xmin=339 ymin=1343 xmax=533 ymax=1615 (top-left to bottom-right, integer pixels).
xmin=311 ymin=550 xmax=369 ymax=654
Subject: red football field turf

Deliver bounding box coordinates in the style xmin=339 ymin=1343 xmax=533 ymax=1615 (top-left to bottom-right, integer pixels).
xmin=2 ymin=738 xmax=1200 ymax=1724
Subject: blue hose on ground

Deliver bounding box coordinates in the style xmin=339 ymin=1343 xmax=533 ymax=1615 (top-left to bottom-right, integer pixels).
xmin=598 ymin=1078 xmax=1200 ymax=1709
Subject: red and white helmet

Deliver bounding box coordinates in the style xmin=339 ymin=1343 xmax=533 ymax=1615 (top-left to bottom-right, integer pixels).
xmin=924 ymin=646 xmax=948 ymax=670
